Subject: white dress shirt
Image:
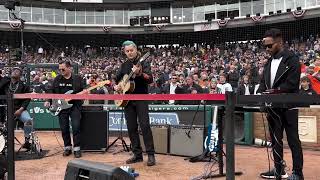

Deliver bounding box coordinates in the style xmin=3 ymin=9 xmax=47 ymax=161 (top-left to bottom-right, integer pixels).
xmin=169 ymin=82 xmax=177 ymax=104
xmin=270 ymin=57 xmax=282 ymax=87
xmin=217 ymin=83 xmax=233 ymax=94
xmin=244 ymin=84 xmax=250 ymax=95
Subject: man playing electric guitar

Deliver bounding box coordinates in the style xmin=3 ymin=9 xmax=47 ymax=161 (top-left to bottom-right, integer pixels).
xmin=114 ymin=40 xmax=156 ymax=166
xmin=44 ymin=61 xmax=85 ymax=158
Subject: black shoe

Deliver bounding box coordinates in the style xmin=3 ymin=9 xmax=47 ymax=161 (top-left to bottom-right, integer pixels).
xmin=147 ymin=155 xmax=156 ymax=166
xmin=22 ymin=141 xmax=31 ymax=150
xmin=63 ymin=149 xmax=72 ymax=157
xmin=126 ymin=155 xmax=143 ymax=164
xmin=74 ymin=151 xmax=82 ymax=158
xmin=260 ymin=168 xmax=288 ymax=179
xmin=287 ymin=171 xmax=304 ymax=180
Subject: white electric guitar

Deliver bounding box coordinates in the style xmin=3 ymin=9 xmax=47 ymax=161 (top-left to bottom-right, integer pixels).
xmin=49 ymin=80 xmax=110 ymax=116
xmin=204 ymin=106 xmax=219 ymax=152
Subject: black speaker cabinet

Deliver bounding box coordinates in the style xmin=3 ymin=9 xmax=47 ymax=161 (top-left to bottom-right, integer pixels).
xmin=139 ymin=125 xmax=169 ymax=154
xmin=169 ymin=125 xmax=204 ymax=157
xmin=65 ymin=159 xmax=134 ymax=180
xmin=80 ymin=109 xmax=108 ymax=152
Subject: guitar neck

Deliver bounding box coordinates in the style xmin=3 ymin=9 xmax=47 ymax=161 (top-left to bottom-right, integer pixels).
xmin=78 ymin=81 xmax=109 ymax=94
xmin=86 ymin=86 xmax=99 ymax=92
xmin=124 ymin=52 xmax=150 ymax=83
xmin=125 ymin=61 xmax=142 ymax=83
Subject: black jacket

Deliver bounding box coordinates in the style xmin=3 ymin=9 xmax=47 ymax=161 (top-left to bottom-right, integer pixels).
xmin=0 ymin=77 xmax=10 ymax=94
xmin=227 ymin=71 xmax=239 ymax=88
xmin=0 ymin=77 xmax=10 ymax=104
xmin=49 ymin=74 xmax=84 ymax=105
xmin=3 ymin=80 xmax=30 ymax=110
xmin=257 ymin=49 xmax=301 ymax=94
xmin=237 ymin=83 xmax=255 ymax=95
xmin=299 ymin=88 xmax=317 ymax=95
xmin=160 ymin=83 xmax=177 ymax=104
xmin=161 ymin=83 xmax=179 ymax=94
xmin=174 ymin=83 xmax=203 ymax=105
xmin=116 ymin=53 xmax=153 ymax=94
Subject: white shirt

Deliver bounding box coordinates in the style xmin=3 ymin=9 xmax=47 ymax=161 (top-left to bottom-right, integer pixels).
xmin=244 ymin=84 xmax=250 ymax=95
xmin=38 ymin=47 xmax=43 ymax=54
xmin=169 ymin=82 xmax=177 ymax=104
xmin=270 ymin=57 xmax=282 ymax=87
xmin=217 ymin=83 xmax=233 ymax=94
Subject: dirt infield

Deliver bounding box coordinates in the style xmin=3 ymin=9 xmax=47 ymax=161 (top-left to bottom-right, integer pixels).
xmin=13 ymin=131 xmax=319 ymax=180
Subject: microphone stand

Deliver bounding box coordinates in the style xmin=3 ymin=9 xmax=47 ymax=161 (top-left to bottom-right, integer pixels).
xmin=106 ymin=107 xmax=130 ymax=154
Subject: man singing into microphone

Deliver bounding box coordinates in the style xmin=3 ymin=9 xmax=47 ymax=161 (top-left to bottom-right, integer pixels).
xmin=258 ymin=29 xmax=303 ymax=180
xmin=114 ymin=40 xmax=155 ymax=166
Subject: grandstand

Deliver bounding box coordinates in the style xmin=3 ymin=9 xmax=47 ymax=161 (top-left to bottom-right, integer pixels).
xmin=0 ymin=0 xmax=320 ymax=180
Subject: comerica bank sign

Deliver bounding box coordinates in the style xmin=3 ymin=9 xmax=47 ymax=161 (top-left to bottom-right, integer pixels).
xmin=109 ymin=112 xmax=179 ymax=131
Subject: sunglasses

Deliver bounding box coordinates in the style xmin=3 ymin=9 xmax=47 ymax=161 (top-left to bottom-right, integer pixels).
xmin=171 ymin=77 xmax=177 ymax=79
xmin=59 ymin=69 xmax=66 ymax=72
xmin=265 ymin=43 xmax=274 ymax=49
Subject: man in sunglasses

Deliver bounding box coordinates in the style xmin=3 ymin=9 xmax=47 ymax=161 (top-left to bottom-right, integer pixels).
xmin=161 ymin=73 xmax=179 ymax=104
xmin=44 ymin=61 xmax=84 ymax=158
xmin=258 ymin=29 xmax=303 ymax=180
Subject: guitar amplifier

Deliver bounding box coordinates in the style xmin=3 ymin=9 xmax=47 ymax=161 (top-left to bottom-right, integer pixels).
xmin=169 ymin=125 xmax=204 ymax=157
xmin=139 ymin=125 xmax=169 ymax=154
xmin=80 ymin=109 xmax=108 ymax=152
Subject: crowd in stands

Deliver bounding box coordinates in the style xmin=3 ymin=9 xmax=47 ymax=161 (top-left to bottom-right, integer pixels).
xmin=0 ymin=33 xmax=320 ymax=104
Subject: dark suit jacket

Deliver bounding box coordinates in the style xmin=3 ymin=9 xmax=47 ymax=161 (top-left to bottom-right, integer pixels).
xmin=174 ymin=83 xmax=203 ymax=105
xmin=161 ymin=83 xmax=170 ymax=94
xmin=237 ymin=83 xmax=255 ymax=95
xmin=161 ymin=83 xmax=177 ymax=104
xmin=257 ymin=49 xmax=301 ymax=94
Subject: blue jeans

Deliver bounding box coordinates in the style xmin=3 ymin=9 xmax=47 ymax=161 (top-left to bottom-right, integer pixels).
xmin=17 ymin=110 xmax=33 ymax=138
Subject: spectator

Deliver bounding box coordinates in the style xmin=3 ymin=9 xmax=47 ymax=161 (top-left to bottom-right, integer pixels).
xmin=217 ymin=74 xmax=233 ymax=94
xmin=161 ymin=74 xmax=179 ymax=104
xmin=237 ymin=75 xmax=255 ymax=95
xmin=88 ymin=75 xmax=106 ymax=104
xmin=209 ymin=80 xmax=220 ymax=94
xmin=305 ymin=66 xmax=320 ymax=94
xmin=299 ymin=76 xmax=317 ymax=95
xmin=175 ymin=75 xmax=202 ymax=105
xmin=227 ymin=65 xmax=240 ymax=91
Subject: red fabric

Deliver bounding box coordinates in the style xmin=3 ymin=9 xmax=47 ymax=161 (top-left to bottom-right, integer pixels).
xmin=301 ymin=64 xmax=307 ymax=73
xmin=14 ymin=93 xmax=226 ymax=101
xmin=307 ymin=75 xmax=320 ymax=94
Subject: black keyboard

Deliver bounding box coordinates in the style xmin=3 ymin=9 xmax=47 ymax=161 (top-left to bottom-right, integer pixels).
xmin=236 ymin=94 xmax=320 ymax=108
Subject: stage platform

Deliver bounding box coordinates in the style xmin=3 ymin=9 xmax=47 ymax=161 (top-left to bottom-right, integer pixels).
xmin=13 ymin=131 xmax=320 ymax=180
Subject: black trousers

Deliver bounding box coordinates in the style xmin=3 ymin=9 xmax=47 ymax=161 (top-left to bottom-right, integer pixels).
xmin=124 ymin=100 xmax=155 ymax=156
xmin=267 ymin=108 xmax=303 ymax=175
xmin=58 ymin=104 xmax=81 ymax=149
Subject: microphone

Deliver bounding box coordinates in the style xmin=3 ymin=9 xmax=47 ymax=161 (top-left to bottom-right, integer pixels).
xmin=254 ymin=138 xmax=272 ymax=147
